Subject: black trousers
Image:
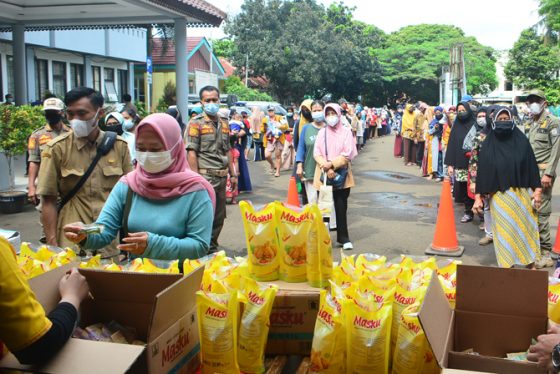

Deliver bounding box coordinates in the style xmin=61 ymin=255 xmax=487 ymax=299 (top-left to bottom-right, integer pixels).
xmin=333 ymin=188 xmax=351 ymax=244
xmin=454 ymin=180 xmax=474 ymax=216
xmin=416 ymin=141 xmax=425 ymax=166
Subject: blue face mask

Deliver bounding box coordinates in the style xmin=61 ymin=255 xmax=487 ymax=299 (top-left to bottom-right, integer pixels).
xmin=123 ymin=119 xmax=134 ymax=131
xmin=312 ymin=111 xmax=325 ymax=122
xmin=203 ymin=103 xmax=220 ymax=116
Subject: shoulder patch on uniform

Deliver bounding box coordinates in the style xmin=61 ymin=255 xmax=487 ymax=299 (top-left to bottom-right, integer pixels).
xmin=552 ymin=128 xmax=559 ymax=137
xmin=47 ymin=131 xmax=71 ymax=146
xmin=188 ymin=125 xmax=200 ymax=137
xmin=28 ymin=137 xmax=37 ymax=150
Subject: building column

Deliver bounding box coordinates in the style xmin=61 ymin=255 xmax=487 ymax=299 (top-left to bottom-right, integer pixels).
xmin=174 ymin=18 xmax=188 ymax=118
xmin=26 ymin=45 xmax=36 ymax=102
xmin=12 ymin=24 xmax=27 ymax=105
xmin=84 ymin=55 xmax=93 ymax=88
xmin=128 ymin=62 xmax=134 ymax=99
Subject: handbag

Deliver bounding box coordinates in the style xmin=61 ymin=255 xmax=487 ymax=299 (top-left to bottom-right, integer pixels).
xmin=319 ymin=129 xmax=348 ymax=190
xmin=318 ymin=172 xmax=334 ymax=215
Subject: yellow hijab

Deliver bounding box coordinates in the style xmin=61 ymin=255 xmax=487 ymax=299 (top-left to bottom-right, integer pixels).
xmin=401 ymin=104 xmax=416 ymax=139
xmin=298 ymin=99 xmax=313 ymax=135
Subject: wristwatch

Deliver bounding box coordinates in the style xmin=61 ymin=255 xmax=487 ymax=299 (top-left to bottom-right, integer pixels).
xmin=552 ymin=343 xmax=560 ymax=371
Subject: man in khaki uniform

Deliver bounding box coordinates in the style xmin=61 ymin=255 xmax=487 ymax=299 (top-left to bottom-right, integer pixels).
xmin=526 ymin=89 xmax=560 ymax=268
xmin=37 ymin=87 xmax=132 ymax=257
xmin=27 ymin=98 xmax=70 ymax=205
xmin=186 ymin=85 xmax=235 ymax=252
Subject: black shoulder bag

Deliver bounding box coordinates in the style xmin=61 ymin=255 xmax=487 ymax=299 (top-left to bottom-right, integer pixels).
xmin=57 ymin=131 xmax=117 ymax=213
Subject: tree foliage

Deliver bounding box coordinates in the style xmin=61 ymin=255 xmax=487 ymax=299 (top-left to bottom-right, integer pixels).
xmin=539 ymin=0 xmax=560 ymax=38
xmin=223 ymin=76 xmax=273 ymax=101
xmin=211 ymin=38 xmax=236 ymax=59
xmin=374 ymin=24 xmax=497 ymax=104
xmin=505 ymin=27 xmax=560 ymax=104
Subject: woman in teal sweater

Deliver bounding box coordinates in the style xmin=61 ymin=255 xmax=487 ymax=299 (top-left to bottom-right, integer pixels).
xmin=63 ymin=113 xmax=215 ymax=263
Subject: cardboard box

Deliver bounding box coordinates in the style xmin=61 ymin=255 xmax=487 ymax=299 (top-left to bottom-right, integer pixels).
xmin=0 ymin=265 xmax=204 ymax=374
xmin=419 ymin=265 xmax=548 ymax=374
xmin=263 ymin=280 xmax=321 ymax=355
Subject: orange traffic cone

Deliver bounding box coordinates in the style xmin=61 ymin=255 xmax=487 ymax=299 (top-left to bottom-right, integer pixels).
xmin=425 ymin=177 xmax=464 ymax=257
xmin=552 ymin=219 xmax=560 ymax=255
xmin=286 ymin=176 xmax=300 ymax=207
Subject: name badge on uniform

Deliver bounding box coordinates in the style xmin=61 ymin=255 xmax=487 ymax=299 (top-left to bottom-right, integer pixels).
xmin=201 ymin=124 xmax=214 ymax=135
xmin=552 ymin=128 xmax=559 ymax=137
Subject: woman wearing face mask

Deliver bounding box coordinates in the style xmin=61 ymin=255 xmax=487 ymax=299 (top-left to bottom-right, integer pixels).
xmin=427 ymin=106 xmax=446 ymax=181
xmin=473 ymin=107 xmax=542 ymax=268
xmin=103 ymin=112 xmax=125 ymax=135
xmin=62 ymin=113 xmax=215 ymax=265
xmin=462 ymin=107 xmax=488 ymax=200
xmin=293 ymin=99 xmax=313 ymax=151
xmin=401 ymin=104 xmax=417 ymax=166
xmin=120 ymin=108 xmax=138 ymax=162
xmin=445 ymin=102 xmax=476 ymax=222
xmin=296 ymin=100 xmax=325 ymax=205
xmin=313 ymin=103 xmax=357 ymax=250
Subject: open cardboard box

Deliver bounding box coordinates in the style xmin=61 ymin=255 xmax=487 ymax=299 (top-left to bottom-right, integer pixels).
xmin=419 ymin=264 xmax=548 ymax=374
xmin=0 ymin=264 xmax=204 ymax=374
xmin=261 ymin=279 xmax=321 ymax=355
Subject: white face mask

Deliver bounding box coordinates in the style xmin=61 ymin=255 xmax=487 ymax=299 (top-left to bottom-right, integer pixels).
xmin=476 ymin=118 xmax=486 ymax=127
xmin=325 ymin=115 xmax=339 ymax=127
xmin=529 ymin=102 xmax=543 ymax=116
xmin=70 ymin=109 xmax=100 ymax=138
xmin=135 ymin=141 xmax=179 ymax=174
xmin=123 ymin=119 xmax=134 ymax=132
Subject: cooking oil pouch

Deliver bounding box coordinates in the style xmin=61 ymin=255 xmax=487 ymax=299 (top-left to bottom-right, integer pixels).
xmin=196 ymin=289 xmax=240 ymax=374
xmin=439 ymin=275 xmax=457 ymax=309
xmin=238 ymin=278 xmax=278 ymax=374
xmin=306 ymin=204 xmax=333 ymax=288
xmin=310 ymin=290 xmax=345 ymax=373
xmin=275 ymin=203 xmax=313 ymax=282
xmin=549 ymin=277 xmax=560 ymax=324
xmin=355 ymin=253 xmax=387 ymax=275
xmin=240 ymin=201 xmax=280 ymax=281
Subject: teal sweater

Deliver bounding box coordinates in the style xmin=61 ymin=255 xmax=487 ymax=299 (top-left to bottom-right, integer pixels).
xmin=85 ymin=181 xmax=213 ymax=261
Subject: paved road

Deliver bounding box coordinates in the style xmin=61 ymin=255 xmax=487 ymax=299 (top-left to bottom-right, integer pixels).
xmin=3 ymin=134 xmax=560 ymax=266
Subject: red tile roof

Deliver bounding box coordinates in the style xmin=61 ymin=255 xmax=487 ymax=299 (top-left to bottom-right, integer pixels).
xmin=151 ymin=37 xmax=203 ymax=65
xmin=219 ymin=57 xmax=236 ymax=77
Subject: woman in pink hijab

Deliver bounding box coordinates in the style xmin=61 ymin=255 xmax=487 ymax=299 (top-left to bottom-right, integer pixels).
xmin=63 ymin=113 xmax=216 ymax=267
xmin=313 ymin=103 xmax=357 ymax=251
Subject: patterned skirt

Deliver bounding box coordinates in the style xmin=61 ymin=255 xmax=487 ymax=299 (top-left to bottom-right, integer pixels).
xmin=490 ymin=188 xmax=540 ymax=268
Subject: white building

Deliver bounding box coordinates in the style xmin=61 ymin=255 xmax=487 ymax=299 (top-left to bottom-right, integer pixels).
xmin=474 ymin=50 xmax=524 ymax=105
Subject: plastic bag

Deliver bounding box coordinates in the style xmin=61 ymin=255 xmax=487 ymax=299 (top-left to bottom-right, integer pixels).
xmin=306 ymin=204 xmax=333 ymax=288
xmin=549 ymin=278 xmax=560 ymax=324
xmin=310 ymin=289 xmax=346 ymax=373
xmin=240 ymin=202 xmax=280 ymax=281
xmin=238 ymin=278 xmax=278 ymax=374
xmin=275 ymin=203 xmax=314 ymax=282
xmin=392 ymin=303 xmax=439 ymax=374
xmin=196 ymin=289 xmax=240 ymax=374
xmin=345 ymin=294 xmax=393 ymax=374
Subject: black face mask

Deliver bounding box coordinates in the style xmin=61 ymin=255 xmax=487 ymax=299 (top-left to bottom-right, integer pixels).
xmin=102 ymin=124 xmax=123 ymax=135
xmin=45 ymin=111 xmax=62 ymax=125
xmin=493 ymin=120 xmax=515 ymax=136
xmin=457 ymin=111 xmax=470 ymax=120
xmin=435 ymin=113 xmax=443 ymax=120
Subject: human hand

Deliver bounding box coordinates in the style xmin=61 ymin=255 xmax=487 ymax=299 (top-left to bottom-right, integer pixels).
xmin=542 ymin=174 xmax=553 ymax=189
xmin=63 ymin=222 xmax=87 ymax=244
xmin=528 ymin=333 xmax=560 ymax=371
xmin=447 ymin=166 xmax=454 ymax=176
xmin=327 ymin=169 xmax=336 ymax=179
xmin=414 ymin=139 xmax=418 ymax=144
xmin=533 ymin=188 xmax=543 ymax=211
xmin=28 ymin=186 xmax=38 ymax=205
xmin=296 ymin=164 xmax=304 ymax=179
xmin=118 ymin=232 xmax=148 ymax=255
xmin=230 ymin=176 xmax=238 ymax=191
xmin=322 ymin=162 xmax=333 ymax=171
xmin=59 ymin=268 xmax=89 ymax=310
xmin=472 ymin=195 xmax=484 ymax=215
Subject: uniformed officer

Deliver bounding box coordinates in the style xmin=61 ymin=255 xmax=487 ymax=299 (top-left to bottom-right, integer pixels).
xmin=27 ymin=98 xmax=70 ymax=206
xmin=37 ymin=87 xmax=132 ymax=257
xmin=186 ymin=86 xmax=236 ymax=252
xmin=526 ymin=89 xmax=560 ymax=268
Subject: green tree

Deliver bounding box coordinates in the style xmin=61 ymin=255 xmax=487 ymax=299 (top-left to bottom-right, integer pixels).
xmin=374 ymin=24 xmax=497 ymax=103
xmin=211 ymin=38 xmax=236 ymax=59
xmin=539 ymin=0 xmax=560 ymax=41
xmin=505 ymin=27 xmax=560 ymax=104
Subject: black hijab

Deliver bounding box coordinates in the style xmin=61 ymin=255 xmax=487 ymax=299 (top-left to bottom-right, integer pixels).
xmin=476 ymin=107 xmax=541 ymax=194
xmin=444 ymin=102 xmax=475 ymax=168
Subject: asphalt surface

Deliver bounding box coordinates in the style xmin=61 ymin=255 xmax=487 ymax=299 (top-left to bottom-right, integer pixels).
xmin=3 ymin=134 xmax=560 ymax=267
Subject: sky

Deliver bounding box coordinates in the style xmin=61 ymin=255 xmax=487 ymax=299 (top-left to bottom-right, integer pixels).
xmin=189 ymin=0 xmax=542 ymax=50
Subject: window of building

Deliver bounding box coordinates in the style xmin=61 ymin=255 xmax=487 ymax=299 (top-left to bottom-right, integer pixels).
xmin=118 ymin=69 xmax=128 ymax=101
xmin=104 ymin=67 xmax=117 ymax=102
xmin=505 ymin=80 xmax=513 ymax=91
xmin=92 ymin=66 xmax=101 ymax=93
xmin=70 ymin=63 xmax=83 ymax=89
xmin=35 ymin=59 xmax=49 ymax=101
xmin=6 ymin=55 xmax=14 ymax=99
xmin=52 ymin=61 xmax=66 ymax=97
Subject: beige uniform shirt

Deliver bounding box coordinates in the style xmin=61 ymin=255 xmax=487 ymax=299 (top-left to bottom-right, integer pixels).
xmin=528 ymin=111 xmax=560 ymax=177
xmin=27 ymin=123 xmax=71 ymax=163
xmin=186 ymin=113 xmax=230 ymax=170
xmin=36 ymin=130 xmax=133 ymax=255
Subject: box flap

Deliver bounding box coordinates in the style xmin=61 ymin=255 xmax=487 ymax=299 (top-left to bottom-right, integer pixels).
xmin=419 ymin=273 xmax=454 ymax=367
xmin=28 ymin=263 xmax=76 ymax=313
xmin=456 ymin=265 xmax=547 ymax=318
xmin=148 ymin=265 xmax=204 ymax=341
xmin=0 ymin=339 xmax=144 ymax=374
xmin=78 ymin=269 xmax=182 ymax=340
